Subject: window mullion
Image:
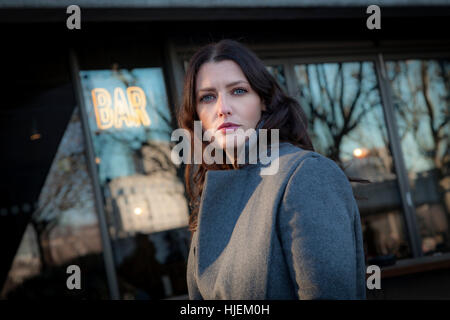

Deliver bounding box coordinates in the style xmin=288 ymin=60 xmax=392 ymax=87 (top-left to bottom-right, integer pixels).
xmin=375 ymin=52 xmax=423 ymax=258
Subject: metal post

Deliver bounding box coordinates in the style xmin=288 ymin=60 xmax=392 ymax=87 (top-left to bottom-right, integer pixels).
xmin=375 ymin=53 xmax=423 ymax=258
xmin=68 ymin=49 xmax=121 ymax=299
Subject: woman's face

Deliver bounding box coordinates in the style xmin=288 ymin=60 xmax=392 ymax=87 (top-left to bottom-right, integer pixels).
xmin=195 ymin=60 xmax=265 ymax=150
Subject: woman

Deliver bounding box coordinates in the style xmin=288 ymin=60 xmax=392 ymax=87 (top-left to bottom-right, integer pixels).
xmin=178 ymin=39 xmax=367 ymax=300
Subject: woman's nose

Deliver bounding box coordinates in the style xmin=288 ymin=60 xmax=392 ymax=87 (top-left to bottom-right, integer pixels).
xmin=217 ymin=94 xmax=232 ymax=116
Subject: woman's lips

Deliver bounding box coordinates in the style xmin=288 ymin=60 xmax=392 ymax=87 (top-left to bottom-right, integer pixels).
xmin=218 ymin=125 xmax=241 ymax=133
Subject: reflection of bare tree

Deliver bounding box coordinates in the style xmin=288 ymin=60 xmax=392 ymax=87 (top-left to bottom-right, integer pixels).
xmin=388 ymin=60 xmax=450 ymax=248
xmin=421 ymin=62 xmax=448 ymax=170
xmin=139 ymin=141 xmax=177 ymax=176
xmin=31 ymin=152 xmax=91 ymax=272
xmin=389 ymin=60 xmax=449 ymax=171
xmin=29 ymin=109 xmax=96 ymax=271
xmin=296 ymin=62 xmax=380 ymax=163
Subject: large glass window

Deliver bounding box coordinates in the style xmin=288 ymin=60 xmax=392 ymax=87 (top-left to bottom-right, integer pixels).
xmin=79 ymin=66 xmax=190 ymax=299
xmin=1 ymin=108 xmax=109 ymax=299
xmin=292 ymin=61 xmax=412 ymax=264
xmin=386 ymin=59 xmax=450 ymax=256
xmin=179 ymin=52 xmax=450 ymax=266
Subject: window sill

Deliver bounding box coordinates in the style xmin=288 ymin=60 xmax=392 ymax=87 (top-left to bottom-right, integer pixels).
xmin=380 ymin=252 xmax=450 ymax=279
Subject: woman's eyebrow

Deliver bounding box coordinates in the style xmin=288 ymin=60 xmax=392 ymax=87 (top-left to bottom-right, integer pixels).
xmin=197 ymin=80 xmax=248 ymax=93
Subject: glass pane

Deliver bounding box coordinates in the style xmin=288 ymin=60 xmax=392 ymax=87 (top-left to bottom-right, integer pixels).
xmin=293 ymin=61 xmax=412 ymax=264
xmin=1 ymin=108 xmax=109 ymax=299
xmin=79 ymin=67 xmax=190 ymax=299
xmin=266 ymin=65 xmax=288 ymax=92
xmin=386 ymin=59 xmax=450 ymax=256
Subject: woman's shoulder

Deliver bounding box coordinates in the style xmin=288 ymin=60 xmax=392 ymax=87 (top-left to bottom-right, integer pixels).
xmin=276 ymin=142 xmax=322 ymax=169
xmin=277 ymin=143 xmax=357 ymax=220
xmin=277 ymin=142 xmax=349 ymax=186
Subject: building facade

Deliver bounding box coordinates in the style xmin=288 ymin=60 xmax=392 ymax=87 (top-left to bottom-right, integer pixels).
xmin=0 ymin=0 xmax=449 ymax=299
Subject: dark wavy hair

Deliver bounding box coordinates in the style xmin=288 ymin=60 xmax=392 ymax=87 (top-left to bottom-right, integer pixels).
xmin=177 ymin=39 xmax=369 ymax=234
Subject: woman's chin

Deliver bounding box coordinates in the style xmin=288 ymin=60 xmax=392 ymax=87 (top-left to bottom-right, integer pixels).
xmin=220 ymin=137 xmax=246 ymax=151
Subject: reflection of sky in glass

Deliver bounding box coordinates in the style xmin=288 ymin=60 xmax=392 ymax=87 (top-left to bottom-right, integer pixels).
xmin=387 ymin=60 xmax=449 ymax=173
xmin=294 ymin=62 xmax=387 ymax=163
xmin=79 ymin=68 xmax=173 ymax=185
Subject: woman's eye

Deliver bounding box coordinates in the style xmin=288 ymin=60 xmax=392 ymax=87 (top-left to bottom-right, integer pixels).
xmin=234 ymin=88 xmax=248 ymax=95
xmin=199 ymin=94 xmax=214 ymax=102
xmin=199 ymin=88 xmax=247 ymax=103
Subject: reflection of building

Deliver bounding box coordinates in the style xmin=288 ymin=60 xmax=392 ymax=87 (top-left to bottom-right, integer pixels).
xmin=107 ymin=174 xmax=189 ymax=237
xmin=106 ymin=140 xmax=189 ymax=237
xmin=343 ymin=148 xmax=409 ymax=261
xmin=49 ymin=225 xmax=103 ymax=264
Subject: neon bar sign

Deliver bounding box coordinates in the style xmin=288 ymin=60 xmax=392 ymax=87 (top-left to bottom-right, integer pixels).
xmin=91 ymin=87 xmax=151 ymax=130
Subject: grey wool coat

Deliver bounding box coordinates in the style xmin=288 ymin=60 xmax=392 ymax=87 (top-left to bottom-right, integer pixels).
xmin=186 ymin=142 xmax=367 ymax=300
